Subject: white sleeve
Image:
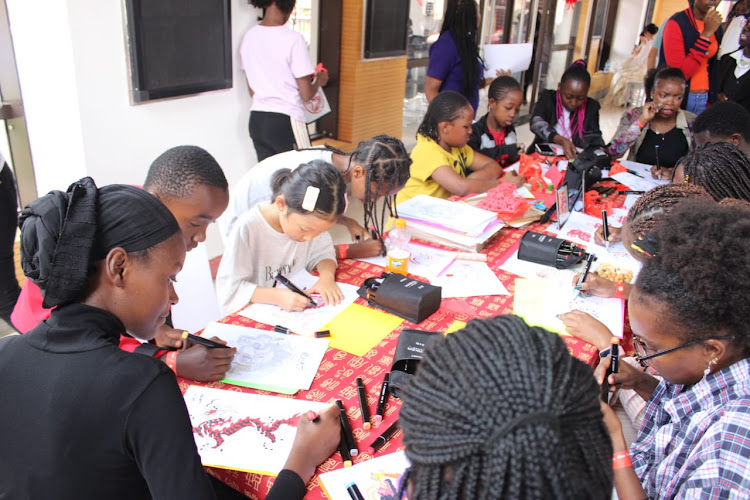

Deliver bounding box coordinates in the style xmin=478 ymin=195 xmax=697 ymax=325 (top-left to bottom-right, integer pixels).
xmin=215 ymin=222 xmax=259 ymax=316
xmin=304 ymin=231 xmax=336 ymax=272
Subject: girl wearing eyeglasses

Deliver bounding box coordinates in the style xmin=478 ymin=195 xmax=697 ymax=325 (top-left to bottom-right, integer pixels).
xmin=599 ymin=198 xmax=750 ymax=499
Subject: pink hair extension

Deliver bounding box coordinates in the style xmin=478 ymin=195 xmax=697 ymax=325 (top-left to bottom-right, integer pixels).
xmin=555 ymin=91 xmax=586 ymax=141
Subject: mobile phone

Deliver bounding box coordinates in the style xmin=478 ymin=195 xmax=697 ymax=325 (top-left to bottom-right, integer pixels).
xmin=535 ymin=144 xmax=556 ymax=156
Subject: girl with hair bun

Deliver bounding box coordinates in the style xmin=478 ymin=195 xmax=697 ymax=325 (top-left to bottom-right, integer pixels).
xmin=240 ymin=0 xmax=328 ymax=161
xmin=216 ymin=160 xmax=347 ymax=315
xmin=600 ymin=198 xmax=750 ymax=497
xmin=396 ymin=91 xmax=525 ymax=206
xmin=0 ymin=177 xmax=341 ymax=499
xmin=530 ymin=60 xmax=603 ymax=159
xmin=399 ymin=315 xmax=613 ymax=499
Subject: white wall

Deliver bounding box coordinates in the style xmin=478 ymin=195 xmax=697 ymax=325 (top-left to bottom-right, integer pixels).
xmin=609 ymin=0 xmax=649 ymax=69
xmin=7 ymin=0 xmax=263 ymax=257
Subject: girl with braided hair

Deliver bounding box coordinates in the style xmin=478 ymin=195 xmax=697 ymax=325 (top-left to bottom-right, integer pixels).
xmin=424 ymin=0 xmax=483 ymax=113
xmin=672 ymin=141 xmax=750 ymax=201
xmin=222 ymin=135 xmax=411 ymax=258
xmin=561 ymin=183 xmax=713 ymax=344
xmin=530 ymin=60 xmax=603 ymax=160
xmin=600 ymin=198 xmax=750 ymax=498
xmin=399 ymin=315 xmax=613 ymax=499
xmin=396 ymin=91 xmax=525 ymax=206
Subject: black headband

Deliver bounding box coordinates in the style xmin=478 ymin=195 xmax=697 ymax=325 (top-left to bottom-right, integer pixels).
xmin=19 ymin=178 xmax=180 ymax=308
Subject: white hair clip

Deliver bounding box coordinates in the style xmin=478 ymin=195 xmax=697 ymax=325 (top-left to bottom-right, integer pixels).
xmin=302 ymin=186 xmax=320 ymax=212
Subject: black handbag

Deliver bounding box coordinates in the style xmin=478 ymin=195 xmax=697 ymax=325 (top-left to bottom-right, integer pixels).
xmin=357 ymin=272 xmax=442 ymax=324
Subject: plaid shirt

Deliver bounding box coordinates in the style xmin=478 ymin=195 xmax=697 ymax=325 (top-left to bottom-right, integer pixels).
xmin=631 ymin=358 xmax=750 ymax=499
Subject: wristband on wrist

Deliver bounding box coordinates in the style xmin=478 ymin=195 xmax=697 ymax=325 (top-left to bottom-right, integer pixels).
xmin=636 ymin=119 xmax=647 ymax=129
xmin=338 ymin=243 xmax=349 ymax=260
xmin=613 ymin=451 xmax=633 ymax=469
xmin=613 ymin=282 xmax=626 ymax=300
xmin=165 ymin=351 xmax=178 ymax=374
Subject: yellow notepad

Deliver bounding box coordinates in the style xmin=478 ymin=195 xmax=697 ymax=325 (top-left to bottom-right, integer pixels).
xmin=323 ymin=303 xmax=404 ymax=356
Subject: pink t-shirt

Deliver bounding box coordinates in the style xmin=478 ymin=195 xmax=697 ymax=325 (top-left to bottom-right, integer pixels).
xmin=240 ymin=25 xmax=315 ymax=123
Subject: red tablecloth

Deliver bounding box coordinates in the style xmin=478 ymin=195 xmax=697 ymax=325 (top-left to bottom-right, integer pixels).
xmin=179 ymin=221 xmax=610 ymax=499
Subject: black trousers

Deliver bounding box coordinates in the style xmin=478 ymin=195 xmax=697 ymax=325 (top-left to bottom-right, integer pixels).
xmin=0 ymin=164 xmax=20 ymax=321
xmin=249 ymin=110 xmax=301 ymax=162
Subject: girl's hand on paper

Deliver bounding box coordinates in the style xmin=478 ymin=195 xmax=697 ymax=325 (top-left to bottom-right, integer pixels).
xmin=559 ymin=310 xmax=612 ymax=350
xmin=309 ymin=276 xmax=343 ymax=306
xmin=593 ymin=224 xmax=621 ymax=246
xmin=571 ymin=271 xmax=617 ymax=298
xmin=650 ymin=164 xmax=674 ymax=180
xmin=176 ymin=338 xmax=236 ymax=382
xmin=283 ymin=405 xmax=341 ymax=484
xmin=277 ymin=289 xmax=312 ymax=312
xmin=554 ymin=135 xmax=578 ymax=160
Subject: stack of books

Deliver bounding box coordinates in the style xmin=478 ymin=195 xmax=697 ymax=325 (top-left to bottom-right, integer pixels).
xmin=395 ymin=195 xmax=504 ymax=252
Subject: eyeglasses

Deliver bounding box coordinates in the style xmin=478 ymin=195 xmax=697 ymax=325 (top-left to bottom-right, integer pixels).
xmin=633 ymin=335 xmax=735 ymax=367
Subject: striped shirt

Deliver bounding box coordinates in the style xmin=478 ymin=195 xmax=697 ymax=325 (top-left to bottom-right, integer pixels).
xmin=631 ymin=358 xmax=750 ymax=499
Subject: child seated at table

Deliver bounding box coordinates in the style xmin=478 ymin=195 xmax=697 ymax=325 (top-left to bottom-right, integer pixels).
xmin=11 ymin=146 xmax=236 ymax=382
xmin=600 ymin=198 xmax=750 ymax=498
xmin=222 ymin=135 xmax=411 ymax=256
xmin=530 ymin=60 xmax=603 ymax=160
xmin=216 ymin=160 xmax=345 ymax=315
xmin=468 ymin=76 xmax=524 ymax=167
xmin=672 ymin=141 xmax=750 ymax=202
xmin=398 ymin=315 xmax=613 ymax=499
xmin=692 ymin=100 xmax=750 ymax=156
xmin=0 ymin=178 xmax=341 ymax=499
xmin=395 ymin=91 xmax=525 ymax=206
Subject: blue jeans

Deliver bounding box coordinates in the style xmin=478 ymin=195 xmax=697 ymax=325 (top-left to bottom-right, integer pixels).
xmin=686 ymin=92 xmax=709 ymax=115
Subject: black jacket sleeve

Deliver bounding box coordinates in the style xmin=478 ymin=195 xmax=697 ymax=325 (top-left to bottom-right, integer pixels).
xmin=265 ymin=469 xmax=307 ymax=500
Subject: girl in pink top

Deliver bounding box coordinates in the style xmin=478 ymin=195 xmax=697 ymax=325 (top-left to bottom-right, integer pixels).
xmin=240 ymin=0 xmax=329 ymax=161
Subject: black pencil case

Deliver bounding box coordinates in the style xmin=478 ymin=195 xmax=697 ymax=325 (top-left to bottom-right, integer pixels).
xmin=357 ymin=272 xmax=441 ymax=324
xmin=389 ymin=328 xmax=443 ymax=398
xmin=518 ymin=231 xmax=586 ymax=269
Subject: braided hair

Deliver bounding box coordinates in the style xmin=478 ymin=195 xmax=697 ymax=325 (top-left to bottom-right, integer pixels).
xmin=487 ymin=75 xmax=522 ymax=102
xmin=301 ymin=135 xmax=411 ymax=241
xmin=399 ymin=315 xmax=613 ymax=499
xmin=441 ymin=0 xmax=483 ymax=101
xmin=635 ymin=199 xmax=750 ymax=355
xmin=418 ymin=91 xmax=473 ymax=142
xmin=678 ymin=142 xmax=750 ymax=202
xmin=557 ymin=60 xmax=590 ymax=140
xmin=627 ymin=183 xmax=712 ymax=235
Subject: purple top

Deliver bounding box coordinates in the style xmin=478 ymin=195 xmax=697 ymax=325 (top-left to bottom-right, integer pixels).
xmin=427 ymin=31 xmax=480 ymax=112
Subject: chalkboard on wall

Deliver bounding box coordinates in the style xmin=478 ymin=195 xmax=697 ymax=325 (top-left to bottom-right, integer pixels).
xmin=125 ymin=0 xmax=232 ymax=103
xmin=364 ymin=0 xmax=409 ymax=59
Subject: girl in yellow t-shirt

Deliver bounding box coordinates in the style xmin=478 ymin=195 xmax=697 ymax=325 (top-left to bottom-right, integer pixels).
xmin=396 ymin=91 xmax=525 ymax=205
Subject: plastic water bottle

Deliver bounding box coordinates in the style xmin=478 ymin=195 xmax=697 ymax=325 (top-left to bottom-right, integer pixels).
xmin=385 ymin=219 xmax=411 ymax=276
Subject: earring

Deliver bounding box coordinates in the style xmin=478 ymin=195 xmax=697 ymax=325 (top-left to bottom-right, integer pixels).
xmin=703 ymin=357 xmax=718 ymax=378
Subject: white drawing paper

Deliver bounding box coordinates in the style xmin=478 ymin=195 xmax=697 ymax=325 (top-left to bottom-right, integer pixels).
xmin=431 ymin=260 xmax=510 ymax=298
xmin=619 ymin=160 xmax=670 ymax=186
xmin=318 ymin=451 xmax=411 ymax=500
xmin=201 ymin=322 xmax=329 ymax=393
xmin=396 ymin=195 xmax=497 ymax=236
xmin=611 ymin=172 xmax=665 ymax=192
xmin=239 ymin=268 xmax=360 ymax=336
xmin=557 ymin=211 xmax=603 ymax=248
xmin=184 ymin=386 xmax=328 ymax=475
xmin=482 ymin=43 xmax=533 ymax=76
xmin=357 ymin=242 xmax=456 ymax=282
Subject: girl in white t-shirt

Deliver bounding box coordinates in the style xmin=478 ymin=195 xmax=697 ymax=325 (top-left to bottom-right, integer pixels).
xmin=222 ymin=135 xmax=412 ymax=256
xmin=216 ymin=160 xmax=346 ymax=315
xmin=240 ymin=0 xmax=329 ymax=161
